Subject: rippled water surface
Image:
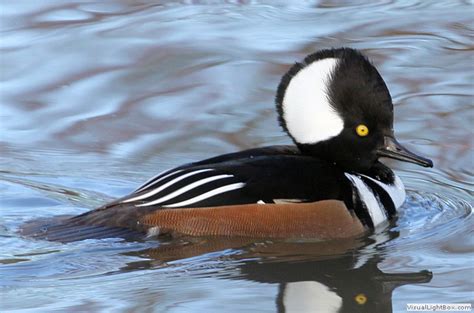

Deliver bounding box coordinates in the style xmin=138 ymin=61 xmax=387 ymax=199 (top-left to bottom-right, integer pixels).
xmin=1 ymin=1 xmax=473 ymax=312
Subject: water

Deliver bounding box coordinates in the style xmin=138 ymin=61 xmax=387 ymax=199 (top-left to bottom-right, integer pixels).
xmin=1 ymin=1 xmax=473 ymax=312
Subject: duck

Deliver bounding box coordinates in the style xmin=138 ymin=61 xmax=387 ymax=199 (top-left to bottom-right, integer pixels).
xmin=26 ymin=47 xmax=433 ymax=242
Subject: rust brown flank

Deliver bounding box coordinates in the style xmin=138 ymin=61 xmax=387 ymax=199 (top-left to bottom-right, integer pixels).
xmin=140 ymin=200 xmax=365 ymax=239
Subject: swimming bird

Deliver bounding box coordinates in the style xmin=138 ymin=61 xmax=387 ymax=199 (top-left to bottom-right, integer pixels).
xmin=26 ymin=48 xmax=433 ymax=242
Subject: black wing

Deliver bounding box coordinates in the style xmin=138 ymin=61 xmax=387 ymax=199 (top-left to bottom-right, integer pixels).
xmin=114 ymin=146 xmax=351 ymax=208
xmin=133 ymin=145 xmax=300 ymax=193
xmin=24 ymin=146 xmax=354 ymax=242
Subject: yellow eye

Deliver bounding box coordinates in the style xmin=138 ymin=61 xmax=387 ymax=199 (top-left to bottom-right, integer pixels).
xmin=356 ymin=124 xmax=369 ymax=137
xmin=354 ymin=293 xmax=367 ymax=305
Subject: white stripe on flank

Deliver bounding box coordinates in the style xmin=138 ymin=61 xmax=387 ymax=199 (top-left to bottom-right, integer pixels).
xmin=134 ymin=169 xmax=184 ymax=192
xmin=122 ymin=169 xmax=214 ymax=203
xmin=359 ymin=173 xmax=406 ymax=209
xmin=137 ymin=174 xmax=234 ymax=207
xmin=345 ymin=173 xmax=387 ymax=227
xmin=162 ymin=182 xmax=245 ymax=208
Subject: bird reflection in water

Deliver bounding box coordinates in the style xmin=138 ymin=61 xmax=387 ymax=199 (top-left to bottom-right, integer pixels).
xmin=121 ymin=231 xmax=432 ymax=313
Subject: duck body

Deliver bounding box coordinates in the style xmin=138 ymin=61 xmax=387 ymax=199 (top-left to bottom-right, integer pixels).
xmin=24 ymin=48 xmax=432 ymax=242
xmin=50 ymin=145 xmax=404 ymax=241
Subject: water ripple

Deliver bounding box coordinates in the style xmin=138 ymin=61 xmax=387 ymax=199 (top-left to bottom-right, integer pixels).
xmin=1 ymin=1 xmax=472 ymax=311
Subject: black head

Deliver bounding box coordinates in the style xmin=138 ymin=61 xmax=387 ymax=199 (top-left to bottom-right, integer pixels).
xmin=276 ymin=48 xmax=432 ymax=172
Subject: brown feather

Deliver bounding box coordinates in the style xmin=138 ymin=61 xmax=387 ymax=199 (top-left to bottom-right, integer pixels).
xmin=140 ymin=200 xmax=366 ymax=239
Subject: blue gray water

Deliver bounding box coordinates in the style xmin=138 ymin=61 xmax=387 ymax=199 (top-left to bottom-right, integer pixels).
xmin=1 ymin=1 xmax=473 ymax=312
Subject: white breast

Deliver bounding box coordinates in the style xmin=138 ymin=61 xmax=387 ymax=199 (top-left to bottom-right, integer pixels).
xmin=360 ymin=173 xmax=406 ymax=209
xmin=344 ymin=172 xmax=405 ymax=227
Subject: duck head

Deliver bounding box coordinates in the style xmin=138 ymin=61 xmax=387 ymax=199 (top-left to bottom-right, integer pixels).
xmin=276 ymin=48 xmax=433 ymax=172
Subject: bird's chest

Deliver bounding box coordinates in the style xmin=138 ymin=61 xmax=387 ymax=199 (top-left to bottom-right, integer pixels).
xmin=344 ymin=171 xmax=405 ymax=228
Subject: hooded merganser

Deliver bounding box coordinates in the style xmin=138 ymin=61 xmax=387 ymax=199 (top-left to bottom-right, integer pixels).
xmin=29 ymin=48 xmax=433 ymax=242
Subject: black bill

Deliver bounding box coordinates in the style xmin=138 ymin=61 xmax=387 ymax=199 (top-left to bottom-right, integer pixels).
xmin=377 ymin=136 xmax=433 ymax=168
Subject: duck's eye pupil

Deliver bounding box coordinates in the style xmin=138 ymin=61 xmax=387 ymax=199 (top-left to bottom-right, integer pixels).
xmin=356 ymin=124 xmax=369 ymax=137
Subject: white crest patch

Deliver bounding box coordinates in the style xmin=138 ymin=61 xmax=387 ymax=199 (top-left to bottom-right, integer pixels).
xmin=283 ymin=281 xmax=342 ymax=313
xmin=282 ymin=58 xmax=344 ymax=144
